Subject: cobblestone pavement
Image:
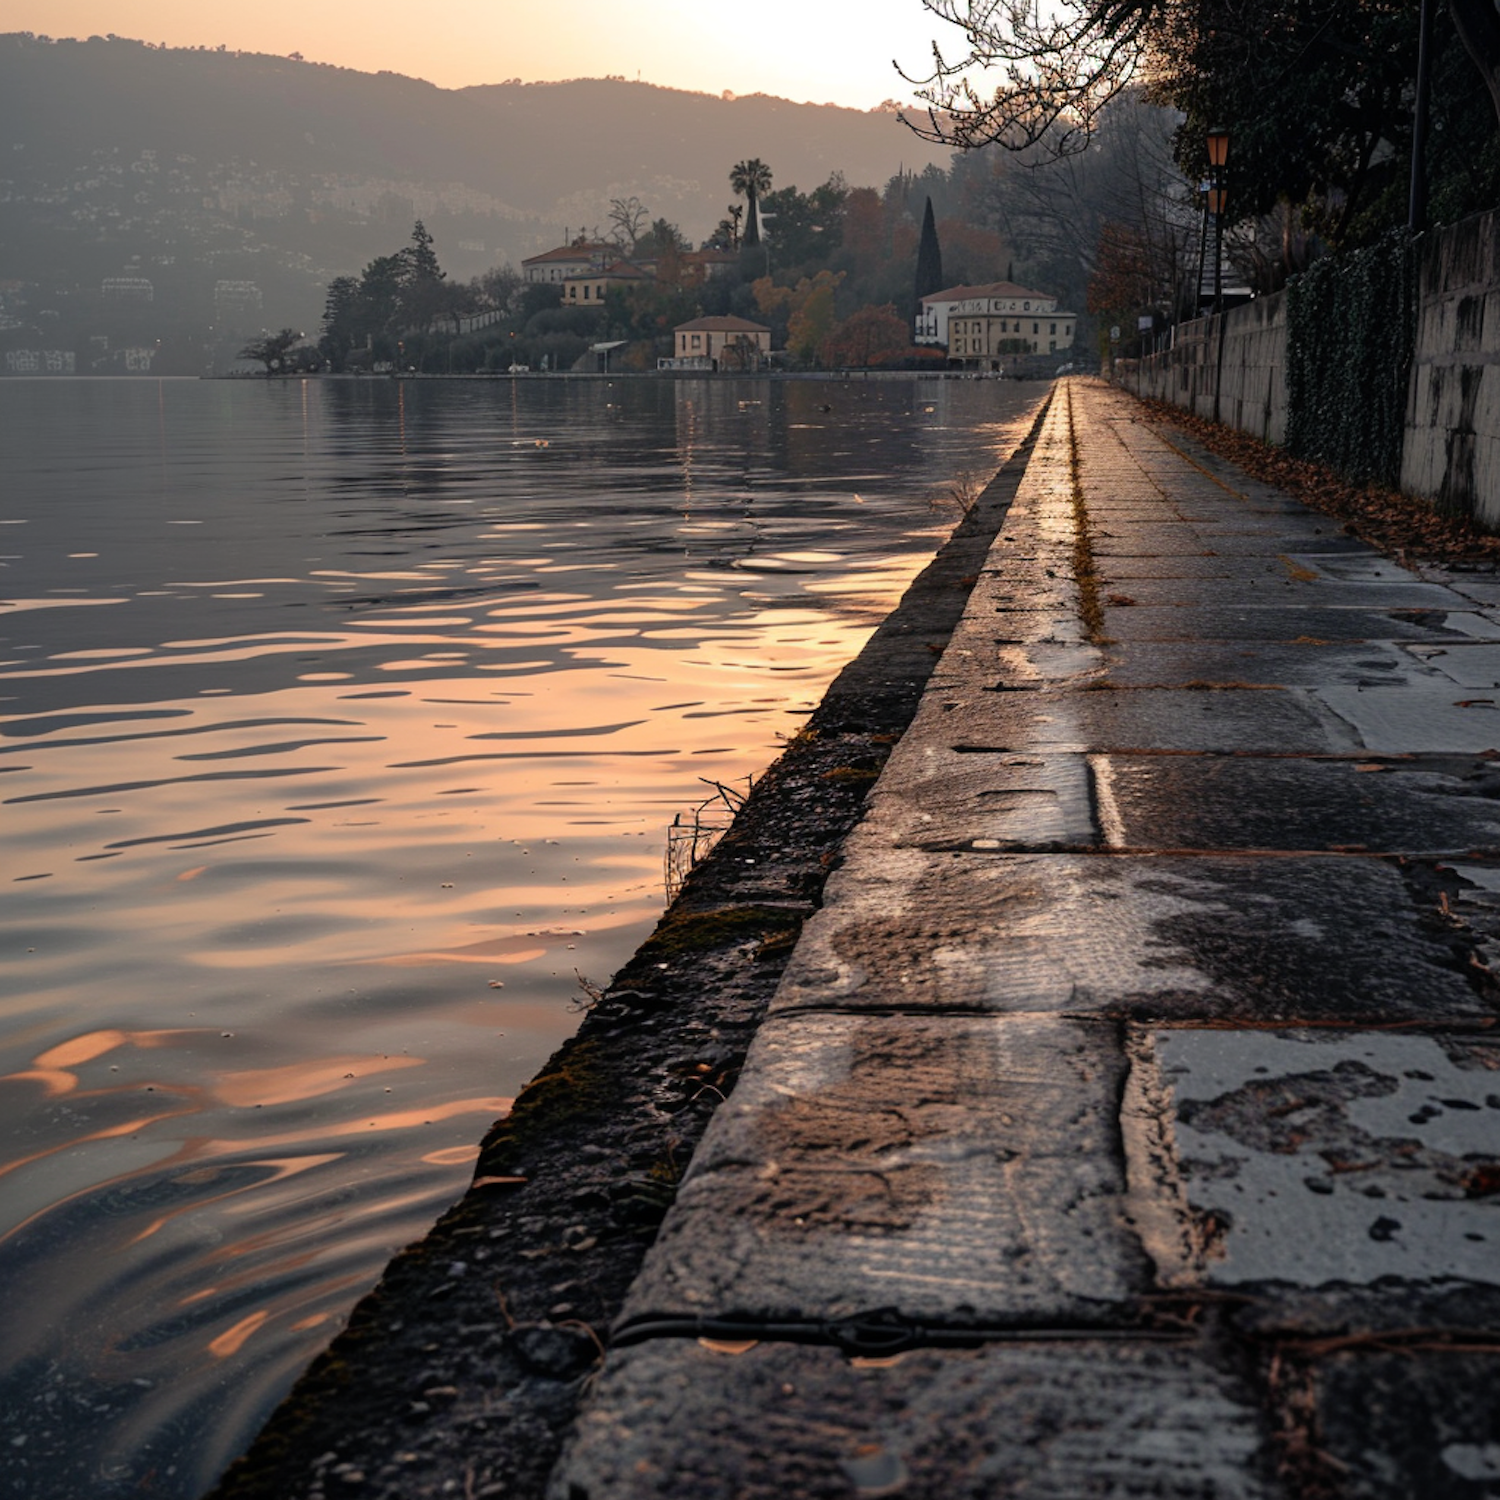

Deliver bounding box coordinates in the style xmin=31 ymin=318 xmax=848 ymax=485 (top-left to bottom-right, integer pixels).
xmin=548 ymin=380 xmax=1500 ymax=1499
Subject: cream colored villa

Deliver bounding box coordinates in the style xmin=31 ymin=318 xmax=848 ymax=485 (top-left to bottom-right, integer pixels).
xmin=661 ymin=315 xmax=772 ymax=371
xmin=561 ymin=261 xmax=653 ymax=305
xmin=520 ymin=240 xmax=617 ymax=284
xmin=916 ymin=280 xmax=1077 ymax=366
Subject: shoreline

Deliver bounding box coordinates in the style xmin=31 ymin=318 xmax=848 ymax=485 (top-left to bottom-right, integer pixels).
xmin=206 ymin=367 xmax=1063 ymax=382
xmin=205 ymin=393 xmax=1052 ymax=1500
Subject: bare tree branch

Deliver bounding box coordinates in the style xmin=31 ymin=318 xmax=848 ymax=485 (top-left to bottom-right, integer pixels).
xmin=897 ymin=1 xmax=1166 ymax=155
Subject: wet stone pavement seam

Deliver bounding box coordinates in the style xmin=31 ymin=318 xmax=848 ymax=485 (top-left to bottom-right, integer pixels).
xmin=546 ymin=381 xmax=1500 ymax=1500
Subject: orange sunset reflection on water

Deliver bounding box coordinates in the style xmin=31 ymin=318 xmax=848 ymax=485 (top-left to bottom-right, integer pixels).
xmin=0 ymin=373 xmax=1045 ymax=1497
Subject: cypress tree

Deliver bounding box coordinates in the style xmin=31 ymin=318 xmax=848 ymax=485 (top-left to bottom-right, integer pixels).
xmin=914 ymin=197 xmax=944 ymax=310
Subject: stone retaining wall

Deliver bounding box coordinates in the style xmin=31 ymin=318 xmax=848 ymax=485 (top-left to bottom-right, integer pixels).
xmin=1116 ymin=207 xmax=1500 ymax=523
xmin=1402 ymin=210 xmax=1500 ymax=528
xmin=1114 ymin=294 xmax=1287 ymax=446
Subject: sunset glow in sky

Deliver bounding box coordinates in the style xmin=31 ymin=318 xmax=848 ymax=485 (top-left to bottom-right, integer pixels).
xmin=10 ymin=0 xmax=967 ymax=109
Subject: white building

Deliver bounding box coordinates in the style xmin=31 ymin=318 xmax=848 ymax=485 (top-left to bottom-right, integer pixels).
xmin=521 ymin=240 xmax=616 ymax=285
xmin=916 ymin=280 xmax=1077 ymax=364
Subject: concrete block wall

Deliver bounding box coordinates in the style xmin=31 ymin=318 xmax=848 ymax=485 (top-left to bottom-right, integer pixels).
xmin=1117 ymin=208 xmax=1500 ymax=526
xmin=1115 ymin=292 xmax=1287 ymax=446
xmin=1402 ymin=210 xmax=1500 ymax=528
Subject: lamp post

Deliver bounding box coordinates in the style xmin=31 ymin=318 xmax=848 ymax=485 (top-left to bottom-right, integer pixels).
xmin=1207 ymin=128 xmax=1229 ymax=316
xmin=1409 ymin=0 xmax=1433 ymax=233
xmin=1194 ymin=178 xmax=1212 ymax=318
xmin=1206 ymin=128 xmax=1230 ymax=424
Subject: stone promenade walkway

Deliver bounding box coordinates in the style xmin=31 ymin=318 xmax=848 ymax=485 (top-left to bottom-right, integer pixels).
xmin=547 ymin=380 xmax=1500 ymax=1498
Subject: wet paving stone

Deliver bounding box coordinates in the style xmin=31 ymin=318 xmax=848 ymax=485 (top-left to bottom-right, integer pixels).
xmin=1125 ymin=1029 xmax=1500 ymax=1292
xmin=1092 ymin=529 xmax=1364 ymax=558
xmin=962 ymin=607 xmax=1090 ymax=644
xmin=930 ymin=633 xmax=1106 ymax=689
xmin=550 ymin=1338 xmax=1280 ymax=1500
xmin=1317 ymin=682 xmax=1500 ymax=752
xmin=1095 ymin=553 xmax=1247 ymax=579
xmin=936 ymin=685 xmax=1346 ymax=754
xmin=1296 ymin=554 xmax=1437 ymax=584
xmin=861 ymin=746 xmax=1097 ymax=850
xmin=1096 ymin=752 xmax=1500 ymax=854
xmin=773 ymin=850 xmax=1488 ymax=1023
xmin=1100 ymin=639 xmax=1418 ymax=688
xmin=861 ymin=740 xmax=1500 ymax=857
xmin=1437 ymin=576 xmax=1500 ymax=608
xmin=1100 ymin=604 xmax=1500 ymax=643
xmin=616 ymin=1012 xmax=1147 ymax=1330
xmin=1290 ymin=1349 xmax=1500 ymax=1499
xmin=1099 ymin=574 xmax=1466 ymax=611
xmin=1412 ymin=641 xmax=1500 ymax=688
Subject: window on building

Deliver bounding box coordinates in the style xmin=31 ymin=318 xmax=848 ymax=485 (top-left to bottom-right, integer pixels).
xmin=1033 ymin=322 xmax=1039 ymax=335
xmin=1050 ymin=322 xmax=1056 ymax=334
xmin=691 ymin=334 xmax=701 ymax=348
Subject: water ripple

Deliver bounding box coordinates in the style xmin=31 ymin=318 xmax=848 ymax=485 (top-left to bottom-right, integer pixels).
xmin=0 ymin=373 xmax=1045 ymax=1498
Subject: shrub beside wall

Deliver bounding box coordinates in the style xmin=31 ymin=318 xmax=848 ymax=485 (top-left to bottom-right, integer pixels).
xmin=1282 ymin=229 xmax=1418 ymax=487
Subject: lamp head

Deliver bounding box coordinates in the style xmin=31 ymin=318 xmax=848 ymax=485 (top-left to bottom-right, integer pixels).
xmin=1207 ymin=128 xmax=1230 ymax=168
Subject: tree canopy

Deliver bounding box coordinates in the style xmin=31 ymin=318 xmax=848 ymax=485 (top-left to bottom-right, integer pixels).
xmin=904 ymin=0 xmax=1500 ymax=249
xmin=730 ymin=158 xmax=774 ymax=245
xmin=915 ymin=196 xmax=945 ymax=308
xmin=239 ymin=327 xmax=306 ymax=375
xmin=318 ymin=221 xmax=471 ymax=370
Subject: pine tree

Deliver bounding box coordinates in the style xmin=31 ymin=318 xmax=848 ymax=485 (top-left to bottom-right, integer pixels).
xmin=914 ymin=196 xmax=944 ymax=313
xmin=906 ymin=199 xmax=942 ymax=304
xmin=404 ymin=220 xmax=444 ymax=285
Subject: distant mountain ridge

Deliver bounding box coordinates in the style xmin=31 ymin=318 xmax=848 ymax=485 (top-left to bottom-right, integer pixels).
xmin=0 ymin=33 xmax=950 ymax=312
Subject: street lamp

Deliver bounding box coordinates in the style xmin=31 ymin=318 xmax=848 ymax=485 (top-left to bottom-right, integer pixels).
xmin=1207 ymin=128 xmax=1229 ymax=316
xmin=1409 ymin=0 xmax=1433 ymax=232
xmin=1206 ymin=128 xmax=1230 ymax=424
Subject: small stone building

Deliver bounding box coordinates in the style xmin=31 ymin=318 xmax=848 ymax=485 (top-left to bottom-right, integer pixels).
xmin=665 ymin=315 xmax=772 ymax=371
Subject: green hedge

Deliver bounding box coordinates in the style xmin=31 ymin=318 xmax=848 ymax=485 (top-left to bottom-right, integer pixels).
xmin=1285 ymin=229 xmax=1417 ymax=486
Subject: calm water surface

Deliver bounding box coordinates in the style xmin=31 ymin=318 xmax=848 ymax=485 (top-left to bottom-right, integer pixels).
xmin=0 ymin=374 xmax=1043 ymax=1497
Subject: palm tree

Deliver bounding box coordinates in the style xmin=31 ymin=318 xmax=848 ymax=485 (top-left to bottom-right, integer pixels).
xmin=729 ymin=158 xmax=772 ymax=246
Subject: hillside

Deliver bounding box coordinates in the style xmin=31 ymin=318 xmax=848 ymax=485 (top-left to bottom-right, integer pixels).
xmin=0 ymin=32 xmax=951 ymax=338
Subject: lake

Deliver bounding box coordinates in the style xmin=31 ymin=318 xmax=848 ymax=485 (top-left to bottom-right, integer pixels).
xmin=0 ymin=372 xmax=1044 ymax=1498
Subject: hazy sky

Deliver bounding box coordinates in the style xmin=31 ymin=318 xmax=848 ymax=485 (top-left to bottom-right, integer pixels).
xmin=12 ymin=0 xmax=967 ymax=108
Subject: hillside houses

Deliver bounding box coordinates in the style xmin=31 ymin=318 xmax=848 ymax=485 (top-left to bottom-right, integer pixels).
xmin=524 ymin=238 xmax=739 ymax=293
xmin=521 ymin=240 xmax=618 ymax=284
xmin=524 ymin=238 xmax=1074 ymax=372
xmin=562 ymin=261 xmax=653 ymax=305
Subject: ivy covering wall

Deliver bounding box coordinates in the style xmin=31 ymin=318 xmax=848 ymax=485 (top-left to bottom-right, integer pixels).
xmin=1285 ymin=229 xmax=1417 ymax=486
